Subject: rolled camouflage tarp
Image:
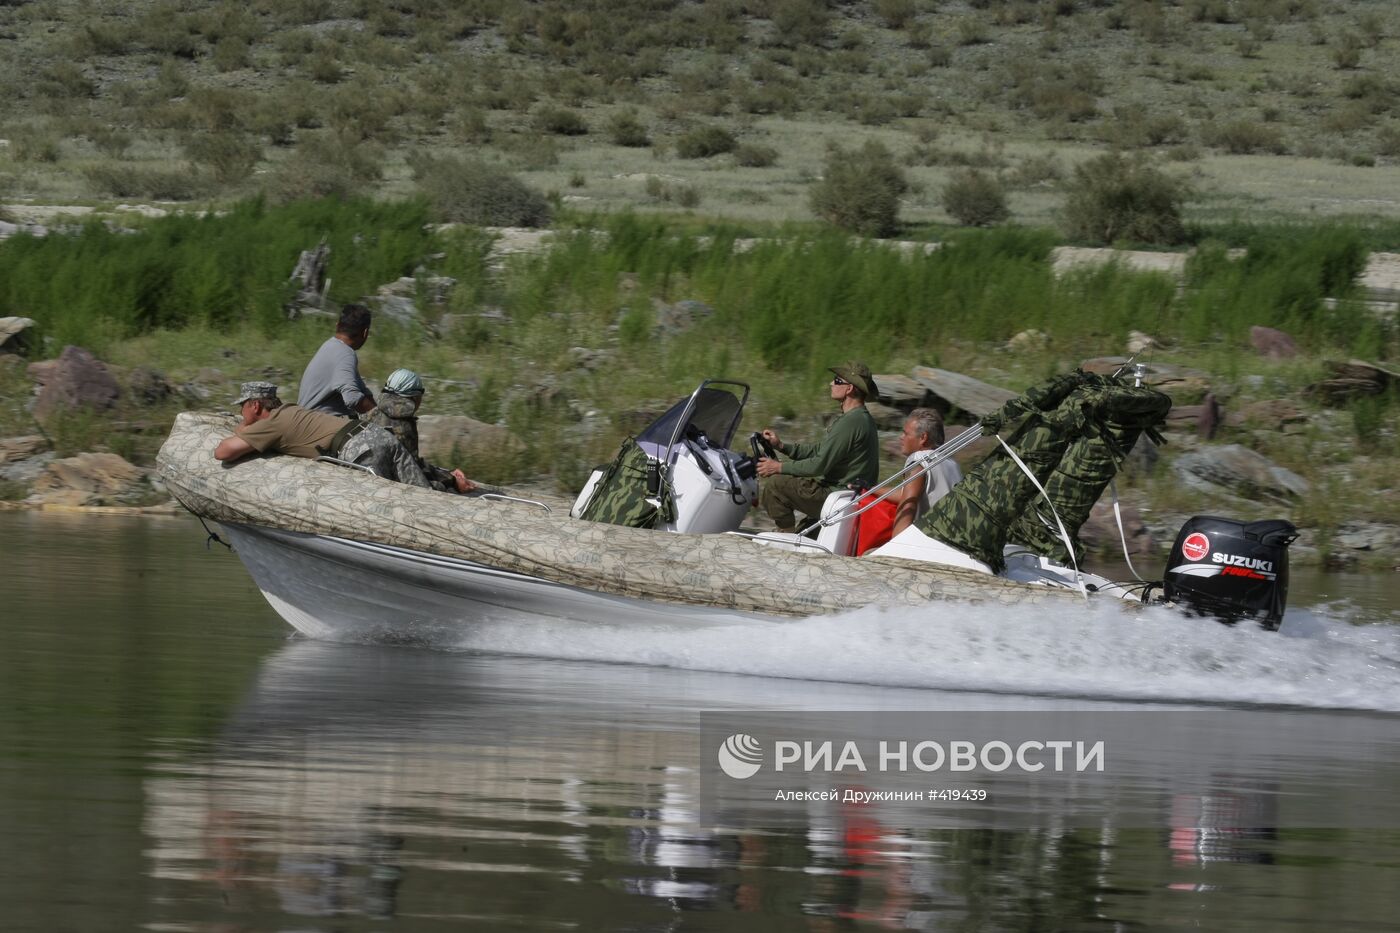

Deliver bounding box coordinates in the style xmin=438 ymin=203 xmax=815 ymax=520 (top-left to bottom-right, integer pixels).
xmin=158 ymin=412 xmax=1085 ymax=619
xmin=1007 ymin=383 xmax=1171 ymax=565
xmin=916 ymin=374 xmax=1166 ymax=572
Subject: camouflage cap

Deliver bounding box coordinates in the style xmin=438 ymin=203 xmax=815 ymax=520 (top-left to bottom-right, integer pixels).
xmin=232 ymin=381 xmax=280 ymax=406
xmin=830 ymin=361 xmax=878 ymax=398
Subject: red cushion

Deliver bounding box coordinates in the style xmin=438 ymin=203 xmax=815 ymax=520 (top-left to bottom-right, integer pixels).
xmin=854 ymin=493 xmax=897 ymax=556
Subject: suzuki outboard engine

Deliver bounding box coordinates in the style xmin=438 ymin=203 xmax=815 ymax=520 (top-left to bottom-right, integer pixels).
xmin=1162 ymin=516 xmax=1298 ymax=630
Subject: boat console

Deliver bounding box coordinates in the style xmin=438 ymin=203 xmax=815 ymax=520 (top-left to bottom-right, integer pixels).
xmin=570 ymin=379 xmax=758 ymax=534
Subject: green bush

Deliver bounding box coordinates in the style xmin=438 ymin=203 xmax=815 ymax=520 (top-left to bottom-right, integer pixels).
xmin=1180 ymin=227 xmax=1371 ymax=352
xmin=733 ymin=143 xmax=779 ymax=167
xmin=675 ymin=125 xmax=737 ymax=158
xmin=212 ymin=36 xmax=252 ymax=72
xmin=875 ymin=0 xmax=918 ymax=29
xmin=1061 ymin=153 xmax=1187 ymax=245
xmin=643 ymin=176 xmax=702 ymax=207
xmin=534 ymin=105 xmax=589 ymax=136
xmin=409 ymin=153 xmax=552 ymax=227
xmin=83 ymin=164 xmax=210 ymax=200
xmin=0 ymin=198 xmax=433 ymax=348
xmin=1331 ymin=32 xmax=1363 ymax=69
xmin=769 ymin=0 xmax=832 ymax=47
xmin=808 ymin=140 xmax=909 ymax=237
xmin=37 ymin=63 xmax=96 ymax=99
xmin=184 ymin=131 xmax=262 ymax=184
xmin=608 ymin=110 xmax=650 ymax=147
xmin=1203 ymin=119 xmax=1288 ymax=154
xmin=942 ymin=170 xmax=1011 ymax=227
xmin=10 ymin=129 xmax=61 ymax=163
xmin=265 ymin=132 xmax=384 ymax=203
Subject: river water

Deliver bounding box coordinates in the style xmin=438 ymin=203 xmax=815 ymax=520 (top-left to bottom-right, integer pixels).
xmin=3 ymin=511 xmax=1399 ymax=931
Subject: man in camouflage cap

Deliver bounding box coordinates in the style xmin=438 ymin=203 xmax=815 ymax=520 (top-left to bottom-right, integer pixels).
xmin=214 ymin=381 xmax=431 ymax=489
xmin=755 ymin=361 xmax=881 ymax=533
xmin=367 ymin=368 xmax=476 ymax=494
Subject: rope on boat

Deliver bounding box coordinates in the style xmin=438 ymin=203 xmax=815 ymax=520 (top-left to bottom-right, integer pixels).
xmin=198 ymin=515 xmax=233 ymax=551
xmin=996 ymin=436 xmax=1088 ymax=600
xmin=1109 ymin=479 xmax=1149 ymax=584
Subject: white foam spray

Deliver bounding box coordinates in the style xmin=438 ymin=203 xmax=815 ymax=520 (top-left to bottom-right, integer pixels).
xmin=435 ymin=600 xmax=1400 ymax=712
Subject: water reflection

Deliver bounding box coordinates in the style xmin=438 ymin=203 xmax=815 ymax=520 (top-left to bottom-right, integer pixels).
xmin=138 ymin=641 xmax=1400 ymax=931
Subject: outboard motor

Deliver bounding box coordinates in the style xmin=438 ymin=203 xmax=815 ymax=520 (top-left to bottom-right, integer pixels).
xmin=1162 ymin=516 xmax=1298 ymax=630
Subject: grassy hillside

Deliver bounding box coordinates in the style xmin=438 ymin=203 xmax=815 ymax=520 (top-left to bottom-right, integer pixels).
xmin=2 ymin=0 xmax=1399 ymax=228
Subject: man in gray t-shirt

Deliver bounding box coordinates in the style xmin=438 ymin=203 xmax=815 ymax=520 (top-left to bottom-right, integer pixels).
xmin=297 ymin=304 xmax=375 ymax=418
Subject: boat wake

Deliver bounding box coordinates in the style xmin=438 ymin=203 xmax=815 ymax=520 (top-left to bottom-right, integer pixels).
xmin=416 ymin=600 xmax=1400 ymax=712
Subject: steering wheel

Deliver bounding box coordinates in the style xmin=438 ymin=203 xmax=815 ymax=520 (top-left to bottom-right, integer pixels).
xmin=750 ymin=431 xmax=777 ymax=461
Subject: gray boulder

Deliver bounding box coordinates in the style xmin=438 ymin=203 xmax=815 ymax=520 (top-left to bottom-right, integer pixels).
xmin=1079 ymin=500 xmax=1155 ymax=558
xmin=1226 ymin=399 xmax=1306 ymax=430
xmin=910 ymin=366 xmax=1016 ymax=420
xmin=1172 ymin=444 xmax=1309 ymax=501
xmin=0 ymin=450 xmax=54 ymax=485
xmin=653 ymin=299 xmax=714 ymax=336
xmin=873 ymin=374 xmax=934 ymax=411
xmin=1332 ymin=522 xmax=1400 ymax=553
xmin=29 ymin=452 xmax=148 ymax=506
xmin=416 ymin=415 xmax=524 ymax=463
xmin=0 ymin=435 xmax=47 ymax=464
xmin=124 ymin=367 xmax=175 ymax=404
xmin=29 ymin=346 xmax=121 ymax=421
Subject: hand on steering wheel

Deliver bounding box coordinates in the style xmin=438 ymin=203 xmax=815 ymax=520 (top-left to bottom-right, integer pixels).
xmin=750 ymin=431 xmax=778 ymax=461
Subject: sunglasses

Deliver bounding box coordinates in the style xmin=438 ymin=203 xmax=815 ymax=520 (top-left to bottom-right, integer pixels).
xmin=831 ymin=377 xmax=849 ymax=386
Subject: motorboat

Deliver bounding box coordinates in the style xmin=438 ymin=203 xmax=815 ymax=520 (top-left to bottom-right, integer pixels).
xmin=156 ymin=373 xmax=1297 ymax=644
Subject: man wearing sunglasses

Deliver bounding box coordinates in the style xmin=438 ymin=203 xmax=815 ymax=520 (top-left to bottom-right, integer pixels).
xmin=756 ymin=361 xmax=881 ymax=533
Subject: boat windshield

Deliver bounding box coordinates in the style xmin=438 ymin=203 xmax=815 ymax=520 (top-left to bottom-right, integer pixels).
xmin=637 ymin=386 xmax=744 ymax=450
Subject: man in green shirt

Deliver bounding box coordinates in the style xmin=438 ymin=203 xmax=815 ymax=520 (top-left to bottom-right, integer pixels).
xmin=756 ymin=361 xmax=881 ymax=533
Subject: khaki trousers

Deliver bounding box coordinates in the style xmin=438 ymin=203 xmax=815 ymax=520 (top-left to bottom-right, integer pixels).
xmin=759 ymin=474 xmax=834 ymax=532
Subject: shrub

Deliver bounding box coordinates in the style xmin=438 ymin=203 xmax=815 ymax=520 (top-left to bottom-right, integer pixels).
xmin=1007 ymin=153 xmax=1062 ymax=187
xmin=87 ymin=125 xmax=133 ymax=158
xmin=733 ymin=143 xmax=779 ymax=167
xmin=212 ymin=36 xmax=251 ymax=72
xmin=83 ymin=164 xmax=210 ymax=200
xmin=184 ymin=131 xmax=262 ymax=184
xmin=266 ymin=132 xmax=383 ymax=203
xmin=769 ymin=0 xmax=831 ymax=47
xmin=1377 ymin=123 xmax=1400 ymax=158
xmin=1061 ymin=153 xmax=1187 ymax=245
xmin=942 ymin=170 xmax=1010 ymax=227
xmin=37 ymin=63 xmax=96 ymax=100
xmin=307 ymin=46 xmax=344 ymax=83
xmin=1332 ymin=33 xmax=1363 ymax=69
xmin=643 ymin=178 xmax=702 ymax=208
xmin=1202 ymin=119 xmax=1288 ymax=154
xmin=875 ymin=0 xmax=918 ymax=29
xmin=608 ymin=110 xmax=650 ymax=147
xmin=808 ymin=140 xmax=909 ymax=237
xmin=0 ymin=198 xmax=432 ymax=347
xmin=675 ymin=125 xmax=737 ymax=158
xmin=409 ymin=153 xmax=552 ymax=227
xmin=11 ymin=129 xmax=61 ymax=163
xmin=955 ymin=15 xmax=991 ymax=45
xmin=534 ymin=106 xmax=588 ymax=136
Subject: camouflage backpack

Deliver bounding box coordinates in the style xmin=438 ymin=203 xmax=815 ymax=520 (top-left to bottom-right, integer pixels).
xmin=579 ymin=437 xmax=676 ymax=529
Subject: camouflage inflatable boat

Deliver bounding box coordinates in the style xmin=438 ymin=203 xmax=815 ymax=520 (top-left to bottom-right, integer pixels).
xmin=156 ymin=371 xmax=1298 ymax=641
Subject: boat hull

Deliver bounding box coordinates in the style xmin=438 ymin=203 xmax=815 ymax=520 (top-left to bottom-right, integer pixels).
xmin=224 ymin=523 xmax=771 ymax=642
